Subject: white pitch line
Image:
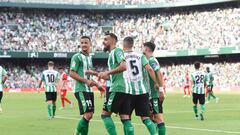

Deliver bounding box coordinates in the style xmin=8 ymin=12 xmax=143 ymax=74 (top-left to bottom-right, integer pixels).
xmin=166 ymin=108 xmax=240 ymax=114
xmin=55 ymin=116 xmax=240 ymax=134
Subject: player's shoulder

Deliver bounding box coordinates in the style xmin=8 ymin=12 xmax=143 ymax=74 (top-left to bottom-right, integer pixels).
xmin=72 ymin=52 xmax=81 ymax=58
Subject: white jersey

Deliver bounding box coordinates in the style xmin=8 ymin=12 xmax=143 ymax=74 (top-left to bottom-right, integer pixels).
xmin=0 ymin=66 xmax=7 ymax=92
xmin=191 ymin=70 xmax=206 ymax=94
xmin=124 ymin=51 xmax=149 ymax=95
xmin=41 ymin=69 xmax=60 ymax=92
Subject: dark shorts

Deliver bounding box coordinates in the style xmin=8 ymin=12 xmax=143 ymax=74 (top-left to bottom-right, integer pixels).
xmin=74 ymin=92 xmax=94 ymax=115
xmin=103 ymin=92 xmax=131 ymax=115
xmin=0 ymin=91 xmax=3 ymax=103
xmin=130 ymin=94 xmax=150 ymax=117
xmin=45 ymin=92 xmax=57 ymax=102
xmin=192 ymin=93 xmax=205 ymax=105
xmin=207 ymin=85 xmax=213 ymax=92
xmin=150 ymin=98 xmax=163 ymax=114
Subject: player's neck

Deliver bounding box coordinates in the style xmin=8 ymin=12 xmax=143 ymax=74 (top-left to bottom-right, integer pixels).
xmin=145 ymin=53 xmax=153 ymax=59
xmin=124 ymin=48 xmax=133 ymax=52
xmin=109 ymin=44 xmax=116 ymax=52
xmin=81 ymin=51 xmax=89 ymax=55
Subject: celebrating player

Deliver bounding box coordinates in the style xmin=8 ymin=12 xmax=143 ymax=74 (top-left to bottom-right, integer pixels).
xmin=206 ymin=67 xmax=219 ymax=104
xmin=38 ymin=61 xmax=60 ymax=120
xmin=143 ymin=42 xmax=166 ymax=135
xmin=58 ymin=67 xmax=73 ymax=109
xmin=123 ymin=37 xmax=159 ymax=135
xmin=183 ymin=71 xmax=191 ymax=98
xmin=99 ymin=33 xmax=133 ymax=135
xmin=70 ymin=36 xmax=99 ymax=135
xmin=0 ymin=66 xmax=8 ymax=112
xmin=190 ymin=62 xmax=207 ymax=121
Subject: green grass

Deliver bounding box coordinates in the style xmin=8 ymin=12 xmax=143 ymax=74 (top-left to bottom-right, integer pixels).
xmin=1 ymin=92 xmax=240 ymax=135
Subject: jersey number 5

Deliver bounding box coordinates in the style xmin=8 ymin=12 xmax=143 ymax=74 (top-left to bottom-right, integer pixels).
xmin=130 ymin=60 xmax=139 ymax=76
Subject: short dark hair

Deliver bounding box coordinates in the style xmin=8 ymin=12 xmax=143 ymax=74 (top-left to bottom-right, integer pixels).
xmin=81 ymin=36 xmax=91 ymax=41
xmin=105 ymin=32 xmax=118 ymax=42
xmin=194 ymin=62 xmax=200 ymax=69
xmin=48 ymin=61 xmax=54 ymax=66
xmin=143 ymin=42 xmax=156 ymax=52
xmin=123 ymin=36 xmax=134 ymax=48
xmin=58 ymin=66 xmax=64 ymax=70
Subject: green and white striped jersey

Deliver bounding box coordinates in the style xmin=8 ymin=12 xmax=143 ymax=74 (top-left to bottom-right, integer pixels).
xmin=206 ymin=72 xmax=214 ymax=85
xmin=108 ymin=48 xmax=131 ymax=93
xmin=70 ymin=52 xmax=93 ymax=93
xmin=191 ymin=70 xmax=207 ymax=94
xmin=41 ymin=69 xmax=60 ymax=92
xmin=124 ymin=51 xmax=149 ymax=95
xmin=0 ymin=66 xmax=7 ymax=92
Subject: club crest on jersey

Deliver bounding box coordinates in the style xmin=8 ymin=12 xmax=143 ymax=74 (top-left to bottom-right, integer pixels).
xmin=118 ymin=51 xmax=124 ymax=59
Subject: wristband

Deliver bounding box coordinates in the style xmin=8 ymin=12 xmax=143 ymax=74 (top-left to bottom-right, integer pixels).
xmin=159 ymin=87 xmax=164 ymax=92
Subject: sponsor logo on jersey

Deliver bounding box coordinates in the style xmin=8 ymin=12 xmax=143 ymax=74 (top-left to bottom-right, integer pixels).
xmin=151 ymin=62 xmax=158 ymax=70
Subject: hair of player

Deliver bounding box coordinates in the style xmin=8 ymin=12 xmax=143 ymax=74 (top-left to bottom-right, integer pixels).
xmin=143 ymin=42 xmax=156 ymax=52
xmin=81 ymin=36 xmax=91 ymax=41
xmin=48 ymin=61 xmax=54 ymax=67
xmin=206 ymin=67 xmax=210 ymax=70
xmin=123 ymin=36 xmax=134 ymax=48
xmin=105 ymin=32 xmax=118 ymax=42
xmin=194 ymin=62 xmax=201 ymax=69
xmin=58 ymin=66 xmax=64 ymax=70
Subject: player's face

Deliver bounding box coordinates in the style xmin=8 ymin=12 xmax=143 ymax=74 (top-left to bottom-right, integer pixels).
xmin=142 ymin=46 xmax=148 ymax=55
xmin=59 ymin=69 xmax=64 ymax=74
xmin=80 ymin=38 xmax=91 ymax=53
xmin=103 ymin=35 xmax=111 ymax=52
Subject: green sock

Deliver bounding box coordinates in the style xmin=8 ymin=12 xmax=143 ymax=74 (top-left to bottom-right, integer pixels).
xmin=52 ymin=105 xmax=56 ymax=116
xmin=210 ymin=93 xmax=216 ymax=99
xmin=101 ymin=115 xmax=117 ymax=135
xmin=143 ymin=118 xmax=157 ymax=135
xmin=157 ymin=122 xmax=166 ymax=135
xmin=200 ymin=105 xmax=205 ymax=114
xmin=193 ymin=106 xmax=198 ymax=116
xmin=76 ymin=117 xmax=89 ymax=135
xmin=122 ymin=120 xmax=134 ymax=135
xmin=47 ymin=104 xmax=52 ymax=117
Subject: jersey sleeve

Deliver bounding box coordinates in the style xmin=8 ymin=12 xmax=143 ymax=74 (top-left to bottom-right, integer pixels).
xmin=149 ymin=58 xmax=160 ymax=72
xmin=141 ymin=55 xmax=149 ymax=67
xmin=2 ymin=67 xmax=7 ymax=76
xmin=70 ymin=54 xmax=80 ymax=72
xmin=41 ymin=72 xmax=45 ymax=82
xmin=190 ymin=73 xmax=194 ymax=82
xmin=114 ymin=48 xmax=125 ymax=64
xmin=56 ymin=72 xmax=60 ymax=81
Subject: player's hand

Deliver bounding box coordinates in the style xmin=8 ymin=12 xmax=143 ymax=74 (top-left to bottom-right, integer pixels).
xmin=98 ymin=86 xmax=105 ymax=92
xmin=98 ymin=71 xmax=110 ymax=80
xmin=159 ymin=91 xmax=165 ymax=102
xmin=154 ymin=83 xmax=160 ymax=90
xmin=86 ymin=80 xmax=97 ymax=87
xmin=37 ymin=88 xmax=40 ymax=93
xmin=85 ymin=70 xmax=98 ymax=76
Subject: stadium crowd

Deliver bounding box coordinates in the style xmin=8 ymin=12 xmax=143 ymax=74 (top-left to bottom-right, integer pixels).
xmin=96 ymin=0 xmax=184 ymax=5
xmin=2 ymin=62 xmax=240 ymax=89
xmin=0 ymin=5 xmax=239 ymax=52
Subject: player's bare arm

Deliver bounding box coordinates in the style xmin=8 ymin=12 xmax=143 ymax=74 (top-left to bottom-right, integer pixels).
xmin=99 ymin=61 xmax=127 ymax=80
xmin=70 ymin=70 xmax=97 ymax=87
xmin=156 ymin=70 xmax=165 ymax=101
xmin=2 ymin=74 xmax=8 ymax=84
xmin=85 ymin=70 xmax=99 ymax=76
xmin=145 ymin=64 xmax=160 ymax=89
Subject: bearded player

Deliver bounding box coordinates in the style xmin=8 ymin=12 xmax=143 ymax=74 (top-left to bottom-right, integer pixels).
xmin=98 ymin=33 xmax=133 ymax=135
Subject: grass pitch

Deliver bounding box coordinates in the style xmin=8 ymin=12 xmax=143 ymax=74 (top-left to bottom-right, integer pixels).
xmin=1 ymin=92 xmax=240 ymax=135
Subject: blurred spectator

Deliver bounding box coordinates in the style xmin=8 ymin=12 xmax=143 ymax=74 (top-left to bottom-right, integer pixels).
xmin=0 ymin=5 xmax=239 ymax=52
xmin=2 ymin=62 xmax=240 ymax=88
